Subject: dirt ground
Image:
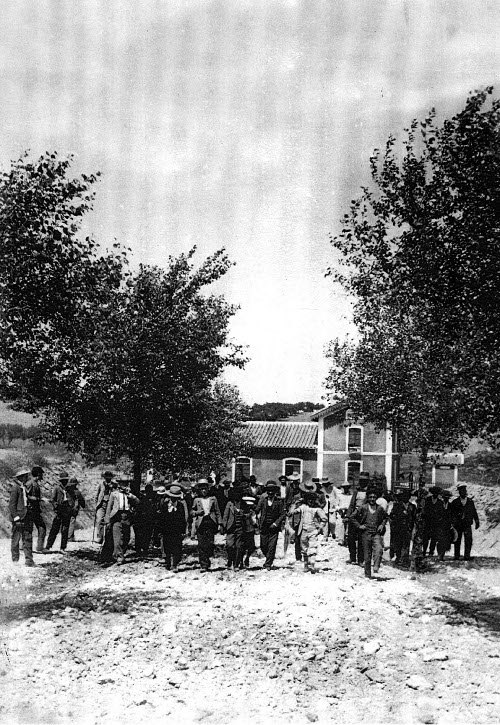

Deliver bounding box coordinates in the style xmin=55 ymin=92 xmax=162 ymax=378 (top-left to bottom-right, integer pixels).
xmin=0 ymin=514 xmax=499 ymax=725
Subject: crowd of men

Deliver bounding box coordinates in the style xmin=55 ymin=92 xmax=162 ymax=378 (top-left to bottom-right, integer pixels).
xmin=9 ymin=466 xmax=480 ymax=577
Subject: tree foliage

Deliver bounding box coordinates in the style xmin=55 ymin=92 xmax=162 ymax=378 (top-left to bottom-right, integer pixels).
xmin=326 ymin=88 xmax=500 ymax=465
xmin=0 ymin=153 xmax=247 ymax=490
xmin=245 ymin=401 xmax=323 ymax=421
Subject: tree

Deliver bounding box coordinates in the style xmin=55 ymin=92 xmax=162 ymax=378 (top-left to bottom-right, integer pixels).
xmin=46 ymin=250 xmax=247 ymax=491
xmin=0 ymin=152 xmax=127 ymax=415
xmin=326 ymin=88 xmax=500 ymax=474
xmin=0 ymin=154 xmax=247 ymax=492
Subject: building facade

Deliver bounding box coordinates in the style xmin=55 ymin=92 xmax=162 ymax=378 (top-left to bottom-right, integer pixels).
xmin=232 ymin=404 xmax=400 ymax=488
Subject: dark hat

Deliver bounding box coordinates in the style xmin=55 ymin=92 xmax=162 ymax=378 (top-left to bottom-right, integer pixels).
xmin=429 ymin=486 xmax=442 ymax=496
xmin=441 ymin=490 xmax=452 ymax=498
xmin=166 ymin=485 xmax=183 ymax=499
xmin=299 ymin=481 xmax=317 ymax=494
xmin=31 ymin=466 xmax=44 ymax=477
xmin=102 ymin=470 xmax=114 ymax=479
xmin=320 ymin=477 xmax=331 ymax=486
xmin=58 ymin=470 xmax=70 ymax=481
xmin=265 ymin=480 xmax=279 ymax=491
xmin=359 ymin=472 xmax=370 ymax=480
xmin=278 ymin=475 xmax=287 ymax=482
xmin=67 ymin=477 xmax=79 ymax=487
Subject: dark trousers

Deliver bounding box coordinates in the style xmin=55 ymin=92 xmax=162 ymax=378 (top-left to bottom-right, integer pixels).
xmin=46 ymin=512 xmax=71 ymax=550
xmin=163 ymin=534 xmax=183 ymax=569
xmin=454 ymin=526 xmax=473 ymax=560
xmin=197 ymin=520 xmax=217 ymax=570
xmin=11 ymin=518 xmax=34 ymax=565
xmin=29 ymin=510 xmax=46 ymax=551
xmin=260 ymin=528 xmax=279 ymax=568
xmin=348 ymin=521 xmax=364 ymax=563
xmin=294 ymin=532 xmax=302 ymax=561
xmin=135 ymin=522 xmax=154 ymax=555
xmin=392 ymin=529 xmax=412 ymax=566
xmin=423 ymin=529 xmax=437 ymax=556
xmin=361 ymin=531 xmax=383 ymax=577
xmin=241 ymin=533 xmax=256 ymax=565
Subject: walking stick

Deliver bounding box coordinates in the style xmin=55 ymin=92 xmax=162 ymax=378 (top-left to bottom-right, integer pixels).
xmin=92 ymin=508 xmax=97 ymax=544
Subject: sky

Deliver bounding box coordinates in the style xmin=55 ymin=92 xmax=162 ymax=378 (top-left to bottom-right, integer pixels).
xmin=1 ymin=0 xmax=500 ymax=404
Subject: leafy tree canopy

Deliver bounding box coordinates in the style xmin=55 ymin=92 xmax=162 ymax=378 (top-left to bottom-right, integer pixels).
xmin=245 ymin=401 xmax=323 ymax=421
xmin=0 ymin=153 xmax=247 ymax=490
xmin=326 ymin=88 xmax=500 ymax=465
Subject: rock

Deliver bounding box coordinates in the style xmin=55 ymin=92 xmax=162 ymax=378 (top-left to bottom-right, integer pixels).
xmin=303 ymin=650 xmax=316 ymax=661
xmin=407 ymin=675 xmax=434 ymax=691
xmin=365 ymin=668 xmax=385 ymax=683
xmin=306 ymin=713 xmax=318 ymax=722
xmin=363 ymin=640 xmax=381 ymax=655
xmin=423 ymin=651 xmax=448 ymax=662
xmin=268 ymin=669 xmax=279 ymax=679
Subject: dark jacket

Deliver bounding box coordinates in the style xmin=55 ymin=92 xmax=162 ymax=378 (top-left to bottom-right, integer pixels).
xmin=9 ymin=481 xmax=28 ymax=522
xmin=256 ymin=494 xmax=286 ymax=531
xmin=390 ymin=501 xmax=416 ymax=534
xmin=450 ymin=497 xmax=479 ymax=529
xmin=25 ymin=479 xmax=43 ymax=513
xmin=51 ymin=484 xmax=71 ymax=515
xmin=351 ymin=503 xmax=388 ymax=532
xmin=95 ymin=481 xmax=112 ymax=510
xmin=67 ymin=486 xmax=86 ymax=516
xmin=346 ymin=488 xmax=367 ymax=518
xmin=158 ymin=499 xmax=187 ymax=537
xmin=423 ymin=497 xmax=444 ymax=530
xmin=222 ymin=501 xmax=244 ymax=533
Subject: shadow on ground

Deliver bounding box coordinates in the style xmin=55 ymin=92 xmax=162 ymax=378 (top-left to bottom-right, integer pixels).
xmin=436 ymin=594 xmax=500 ymax=637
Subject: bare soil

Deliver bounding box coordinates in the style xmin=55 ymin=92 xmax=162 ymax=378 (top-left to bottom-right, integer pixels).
xmin=1 ymin=517 xmax=499 ymax=725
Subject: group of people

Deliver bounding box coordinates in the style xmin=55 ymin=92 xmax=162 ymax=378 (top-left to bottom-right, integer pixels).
xmin=9 ymin=465 xmax=480 ymax=578
xmin=9 ymin=467 xmax=86 ymax=566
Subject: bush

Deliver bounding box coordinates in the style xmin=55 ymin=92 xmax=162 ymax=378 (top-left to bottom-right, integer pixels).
xmin=0 ymin=452 xmax=27 ymax=480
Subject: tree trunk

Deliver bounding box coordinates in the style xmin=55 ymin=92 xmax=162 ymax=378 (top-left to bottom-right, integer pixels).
xmin=418 ymin=447 xmax=428 ymax=487
xmin=132 ymin=453 xmax=142 ymax=497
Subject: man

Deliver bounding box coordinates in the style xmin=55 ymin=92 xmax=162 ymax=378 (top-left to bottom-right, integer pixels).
xmin=334 ymin=482 xmax=352 ymax=546
xmin=191 ymin=478 xmax=222 ymax=571
xmin=27 ymin=466 xmax=46 ymax=552
xmin=67 ymin=478 xmax=86 ymax=542
xmin=389 ymin=489 xmax=416 ymax=567
xmin=423 ymin=486 xmax=443 ymax=557
xmin=95 ymin=471 xmax=115 ymax=544
xmin=346 ymin=472 xmax=369 ymax=564
xmin=318 ymin=477 xmax=336 ymax=538
xmin=45 ymin=471 xmax=73 ymax=552
xmin=450 ymin=484 xmax=479 ymax=561
xmin=256 ymin=481 xmax=286 ymax=570
xmin=134 ymin=483 xmax=157 ymax=556
xmin=9 ymin=468 xmax=35 ymax=566
xmin=436 ymin=489 xmax=454 ymax=561
xmin=102 ymin=479 xmax=139 ymax=565
xmin=158 ymin=485 xmax=188 ymax=571
xmin=351 ymin=488 xmax=388 ymax=578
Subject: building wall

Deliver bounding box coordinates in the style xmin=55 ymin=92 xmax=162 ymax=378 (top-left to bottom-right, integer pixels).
xmin=363 ymin=427 xmax=387 ymax=453
xmin=238 ymin=449 xmax=317 ymax=484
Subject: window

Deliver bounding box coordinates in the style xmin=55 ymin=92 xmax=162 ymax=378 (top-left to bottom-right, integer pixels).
xmin=347 ymin=426 xmax=362 ymax=452
xmin=346 ymin=461 xmax=361 ymax=483
xmin=234 ymin=456 xmax=251 ymax=482
xmin=283 ymin=458 xmax=303 ymax=480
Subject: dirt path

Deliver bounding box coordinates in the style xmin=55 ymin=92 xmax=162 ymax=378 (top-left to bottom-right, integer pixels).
xmin=1 ymin=532 xmax=499 ymax=725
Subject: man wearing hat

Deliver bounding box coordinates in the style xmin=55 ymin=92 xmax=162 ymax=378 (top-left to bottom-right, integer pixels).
xmin=346 ymin=472 xmax=369 ymax=565
xmin=389 ymin=489 xmax=416 ymax=567
xmin=192 ymin=479 xmax=222 ymax=571
xmin=67 ymin=477 xmax=86 ymax=543
xmin=157 ymin=485 xmax=188 ymax=571
xmin=423 ymin=486 xmax=444 ymax=557
xmin=26 ymin=466 xmax=47 ymax=552
xmin=435 ymin=489 xmax=455 ymax=561
xmin=334 ymin=482 xmax=353 ymax=547
xmin=256 ymin=481 xmax=286 ymax=569
xmin=450 ymin=485 xmax=479 ymax=561
xmin=95 ymin=471 xmax=115 ymax=544
xmin=222 ymin=487 xmax=245 ymax=569
xmin=102 ymin=479 xmax=139 ymax=565
xmin=9 ymin=468 xmax=35 ymax=566
xmin=45 ymin=470 xmax=73 ymax=553
xmin=134 ymin=483 xmax=158 ymax=557
xmin=351 ymin=488 xmax=388 ymax=578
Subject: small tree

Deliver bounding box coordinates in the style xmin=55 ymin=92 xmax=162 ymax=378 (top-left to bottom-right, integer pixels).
xmin=326 ymin=88 xmax=500 ymax=475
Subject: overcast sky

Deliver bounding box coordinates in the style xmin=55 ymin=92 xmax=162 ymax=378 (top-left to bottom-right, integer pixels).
xmin=1 ymin=0 xmax=499 ymax=404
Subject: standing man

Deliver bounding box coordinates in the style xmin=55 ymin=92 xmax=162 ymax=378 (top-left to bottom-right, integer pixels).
xmin=346 ymin=473 xmax=369 ymax=565
xmin=334 ymin=482 xmax=353 ymax=546
xmin=390 ymin=489 xmax=416 ymax=567
xmin=256 ymin=481 xmax=286 ymax=570
xmin=191 ymin=478 xmax=222 ymax=571
xmin=45 ymin=471 xmax=73 ymax=553
xmin=351 ymin=488 xmax=388 ymax=578
xmin=27 ymin=466 xmax=46 ymax=552
xmin=102 ymin=479 xmax=139 ymax=565
xmin=450 ymin=484 xmax=479 ymax=561
xmin=9 ymin=468 xmax=35 ymax=567
xmin=423 ymin=486 xmax=443 ymax=557
xmin=67 ymin=478 xmax=86 ymax=542
xmin=95 ymin=471 xmax=114 ymax=544
xmin=436 ymin=490 xmax=454 ymax=561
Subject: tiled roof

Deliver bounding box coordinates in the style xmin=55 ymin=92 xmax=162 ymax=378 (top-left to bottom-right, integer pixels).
xmin=309 ymin=401 xmax=349 ymax=421
xmin=242 ymin=421 xmax=318 ymax=450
